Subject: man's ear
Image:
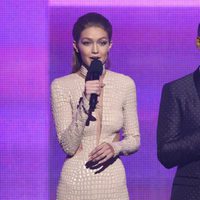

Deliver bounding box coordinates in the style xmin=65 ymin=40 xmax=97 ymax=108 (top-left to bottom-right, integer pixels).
xmin=73 ymin=41 xmax=79 ymax=53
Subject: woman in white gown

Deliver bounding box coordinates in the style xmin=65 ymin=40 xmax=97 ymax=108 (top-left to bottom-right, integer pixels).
xmin=51 ymin=12 xmax=140 ymax=200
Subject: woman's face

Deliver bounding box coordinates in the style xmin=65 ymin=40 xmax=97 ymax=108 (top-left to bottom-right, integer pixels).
xmin=73 ymin=26 xmax=112 ymax=67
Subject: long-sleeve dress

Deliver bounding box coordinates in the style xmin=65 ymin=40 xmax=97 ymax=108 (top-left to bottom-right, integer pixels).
xmin=51 ymin=66 xmax=140 ymax=200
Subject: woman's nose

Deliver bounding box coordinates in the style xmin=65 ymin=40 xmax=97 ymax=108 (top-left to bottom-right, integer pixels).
xmin=92 ymin=43 xmax=99 ymax=54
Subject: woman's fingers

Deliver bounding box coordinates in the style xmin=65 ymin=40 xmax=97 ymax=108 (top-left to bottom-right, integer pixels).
xmin=89 ymin=142 xmax=108 ymax=158
xmin=98 ymin=153 xmax=113 ymax=164
xmin=88 ymin=143 xmax=114 ymax=163
xmin=84 ymin=80 xmax=105 ymax=100
xmin=85 ymin=80 xmax=101 ymax=95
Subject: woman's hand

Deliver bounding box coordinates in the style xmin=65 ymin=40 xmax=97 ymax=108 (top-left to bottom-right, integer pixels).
xmin=88 ymin=142 xmax=115 ymax=164
xmin=85 ymin=80 xmax=101 ymax=100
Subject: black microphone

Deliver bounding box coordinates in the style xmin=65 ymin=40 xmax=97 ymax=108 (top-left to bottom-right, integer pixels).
xmin=85 ymin=59 xmax=103 ymax=126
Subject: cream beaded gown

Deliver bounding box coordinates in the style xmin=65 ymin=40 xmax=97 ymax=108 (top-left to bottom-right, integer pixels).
xmin=51 ymin=66 xmax=140 ymax=200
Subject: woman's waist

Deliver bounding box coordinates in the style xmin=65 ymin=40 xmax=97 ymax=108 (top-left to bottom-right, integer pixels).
xmin=77 ymin=134 xmax=119 ymax=153
xmin=81 ymin=133 xmax=120 ymax=146
xmin=65 ymin=153 xmax=123 ymax=171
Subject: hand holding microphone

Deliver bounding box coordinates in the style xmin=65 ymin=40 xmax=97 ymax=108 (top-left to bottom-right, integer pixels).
xmin=85 ymin=80 xmax=101 ymax=101
xmin=85 ymin=59 xmax=103 ymax=126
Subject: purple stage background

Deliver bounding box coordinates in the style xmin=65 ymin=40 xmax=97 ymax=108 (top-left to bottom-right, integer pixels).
xmin=1 ymin=1 xmax=200 ymax=199
xmin=1 ymin=0 xmax=49 ymax=199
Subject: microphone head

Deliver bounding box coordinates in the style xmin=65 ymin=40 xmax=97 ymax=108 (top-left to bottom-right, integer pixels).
xmin=86 ymin=59 xmax=103 ymax=81
xmin=89 ymin=59 xmax=103 ymax=74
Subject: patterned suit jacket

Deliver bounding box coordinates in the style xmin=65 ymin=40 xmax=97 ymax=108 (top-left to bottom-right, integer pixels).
xmin=157 ymin=67 xmax=200 ymax=200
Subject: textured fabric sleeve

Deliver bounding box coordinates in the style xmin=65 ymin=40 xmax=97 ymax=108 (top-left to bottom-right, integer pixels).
xmin=51 ymin=79 xmax=89 ymax=156
xmin=109 ymin=78 xmax=140 ymax=157
xmin=157 ymin=84 xmax=200 ymax=169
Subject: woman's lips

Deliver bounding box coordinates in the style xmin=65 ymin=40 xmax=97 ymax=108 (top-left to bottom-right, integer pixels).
xmin=90 ymin=57 xmax=100 ymax=60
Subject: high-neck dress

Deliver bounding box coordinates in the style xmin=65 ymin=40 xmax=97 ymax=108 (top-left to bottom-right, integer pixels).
xmin=51 ymin=66 xmax=140 ymax=200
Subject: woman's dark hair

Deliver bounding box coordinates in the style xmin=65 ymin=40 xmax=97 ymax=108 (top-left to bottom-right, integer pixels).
xmin=72 ymin=12 xmax=112 ymax=72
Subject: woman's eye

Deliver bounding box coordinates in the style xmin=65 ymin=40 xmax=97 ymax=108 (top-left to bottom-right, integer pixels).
xmin=99 ymin=41 xmax=108 ymax=46
xmin=82 ymin=41 xmax=91 ymax=46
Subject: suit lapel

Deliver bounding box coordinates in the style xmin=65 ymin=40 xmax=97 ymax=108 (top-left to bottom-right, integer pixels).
xmin=193 ymin=66 xmax=200 ymax=100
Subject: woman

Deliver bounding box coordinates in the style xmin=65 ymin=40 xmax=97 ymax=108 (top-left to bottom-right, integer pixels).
xmin=51 ymin=12 xmax=140 ymax=200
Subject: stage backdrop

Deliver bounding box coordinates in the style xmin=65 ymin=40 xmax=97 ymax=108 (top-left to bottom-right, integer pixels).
xmin=0 ymin=0 xmax=49 ymax=199
xmin=1 ymin=0 xmax=200 ymax=199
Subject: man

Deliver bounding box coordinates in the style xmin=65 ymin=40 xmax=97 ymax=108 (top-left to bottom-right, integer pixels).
xmin=157 ymin=25 xmax=200 ymax=200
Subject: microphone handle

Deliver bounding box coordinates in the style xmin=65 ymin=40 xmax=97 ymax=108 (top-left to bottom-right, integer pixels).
xmin=90 ymin=93 xmax=98 ymax=111
xmin=88 ymin=71 xmax=100 ymax=111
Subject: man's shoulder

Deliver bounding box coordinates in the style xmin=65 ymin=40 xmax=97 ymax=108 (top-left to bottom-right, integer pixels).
xmin=164 ymin=72 xmax=193 ymax=92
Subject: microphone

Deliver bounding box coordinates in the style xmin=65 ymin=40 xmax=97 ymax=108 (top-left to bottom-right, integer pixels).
xmin=85 ymin=59 xmax=103 ymax=126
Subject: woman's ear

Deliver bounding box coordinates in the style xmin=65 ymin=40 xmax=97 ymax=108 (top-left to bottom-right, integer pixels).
xmin=73 ymin=41 xmax=79 ymax=53
xmin=109 ymin=41 xmax=113 ymax=51
xmin=196 ymin=37 xmax=200 ymax=49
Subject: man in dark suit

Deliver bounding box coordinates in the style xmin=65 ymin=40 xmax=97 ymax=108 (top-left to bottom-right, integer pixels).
xmin=157 ymin=25 xmax=200 ymax=200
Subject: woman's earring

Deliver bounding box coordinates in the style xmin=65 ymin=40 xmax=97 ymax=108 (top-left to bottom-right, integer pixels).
xmin=197 ymin=24 xmax=200 ymax=49
xmin=196 ymin=37 xmax=200 ymax=49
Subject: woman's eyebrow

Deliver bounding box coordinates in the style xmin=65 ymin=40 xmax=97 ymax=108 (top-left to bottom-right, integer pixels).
xmin=81 ymin=37 xmax=108 ymax=40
